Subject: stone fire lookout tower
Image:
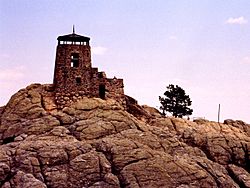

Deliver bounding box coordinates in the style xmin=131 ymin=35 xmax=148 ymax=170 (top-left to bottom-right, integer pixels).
xmin=53 ymin=28 xmax=125 ymax=108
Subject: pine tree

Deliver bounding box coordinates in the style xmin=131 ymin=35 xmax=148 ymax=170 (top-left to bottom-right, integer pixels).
xmin=159 ymin=84 xmax=193 ymax=118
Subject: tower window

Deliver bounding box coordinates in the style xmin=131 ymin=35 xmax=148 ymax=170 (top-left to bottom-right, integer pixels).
xmin=71 ymin=53 xmax=79 ymax=67
xmin=98 ymin=72 xmax=103 ymax=78
xmin=76 ymin=77 xmax=81 ymax=85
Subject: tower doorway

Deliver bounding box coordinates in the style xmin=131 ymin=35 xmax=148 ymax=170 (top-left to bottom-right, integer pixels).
xmin=99 ymin=85 xmax=105 ymax=99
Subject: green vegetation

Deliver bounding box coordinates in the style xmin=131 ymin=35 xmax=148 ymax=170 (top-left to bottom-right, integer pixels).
xmin=159 ymin=84 xmax=193 ymax=118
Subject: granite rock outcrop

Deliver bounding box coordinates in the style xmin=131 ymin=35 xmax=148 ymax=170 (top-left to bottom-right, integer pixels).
xmin=0 ymin=84 xmax=249 ymax=188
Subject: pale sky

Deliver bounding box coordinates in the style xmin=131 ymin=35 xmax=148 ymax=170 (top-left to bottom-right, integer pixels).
xmin=0 ymin=0 xmax=250 ymax=123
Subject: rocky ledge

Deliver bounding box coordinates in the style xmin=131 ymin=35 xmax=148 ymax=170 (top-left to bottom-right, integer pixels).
xmin=0 ymin=84 xmax=249 ymax=188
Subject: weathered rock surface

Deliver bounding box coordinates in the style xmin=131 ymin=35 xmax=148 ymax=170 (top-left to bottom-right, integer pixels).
xmin=0 ymin=84 xmax=249 ymax=188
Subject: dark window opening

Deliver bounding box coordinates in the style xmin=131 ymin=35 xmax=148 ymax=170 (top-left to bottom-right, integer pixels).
xmin=76 ymin=77 xmax=81 ymax=85
xmin=99 ymin=85 xmax=105 ymax=99
xmin=71 ymin=53 xmax=79 ymax=67
xmin=98 ymin=73 xmax=103 ymax=78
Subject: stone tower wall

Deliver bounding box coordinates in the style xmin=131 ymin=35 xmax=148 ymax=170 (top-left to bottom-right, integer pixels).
xmin=53 ymin=43 xmax=125 ymax=109
xmin=53 ymin=44 xmax=92 ymax=93
xmin=105 ymin=78 xmax=125 ymax=105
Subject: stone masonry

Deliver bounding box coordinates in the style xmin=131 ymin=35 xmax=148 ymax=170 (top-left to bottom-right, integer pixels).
xmin=53 ymin=29 xmax=125 ymax=108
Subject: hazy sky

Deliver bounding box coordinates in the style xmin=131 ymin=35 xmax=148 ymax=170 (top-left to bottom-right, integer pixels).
xmin=0 ymin=0 xmax=250 ymax=122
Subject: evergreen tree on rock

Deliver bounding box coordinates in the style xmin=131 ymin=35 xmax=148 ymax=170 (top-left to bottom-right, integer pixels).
xmin=159 ymin=84 xmax=193 ymax=118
